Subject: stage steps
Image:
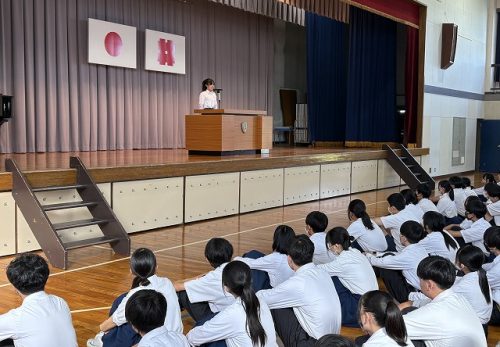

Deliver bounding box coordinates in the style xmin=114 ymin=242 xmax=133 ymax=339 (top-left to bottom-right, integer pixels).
xmin=5 ymin=156 xmax=130 ymax=269
xmin=383 ymin=144 xmax=435 ymax=191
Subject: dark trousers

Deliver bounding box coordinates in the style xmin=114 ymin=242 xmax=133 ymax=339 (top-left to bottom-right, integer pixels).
xmin=490 ymin=302 xmax=500 ymax=326
xmin=242 ymin=250 xmax=272 ymax=292
xmin=177 ymin=290 xmax=214 ymax=323
xmin=331 ymin=276 xmax=360 ymax=327
xmin=350 ymin=240 xmax=364 ymax=253
xmin=444 ymin=216 xmax=464 ymax=226
xmin=102 ymin=293 xmax=142 ymax=347
xmin=271 ymin=308 xmax=317 ymax=347
xmin=378 ymin=268 xmax=413 ymax=303
xmin=0 ymin=340 xmax=14 ymax=347
xmin=385 ymin=235 xmax=397 ymax=252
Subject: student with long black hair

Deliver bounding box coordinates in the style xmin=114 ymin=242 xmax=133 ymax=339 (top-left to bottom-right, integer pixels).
xmin=318 ymin=227 xmax=378 ymax=327
xmin=449 ymin=176 xmax=467 ymax=218
xmin=461 ymin=177 xmax=478 ymax=199
xmin=347 ymin=199 xmax=387 ymax=253
xmin=415 ymin=184 xmax=438 ymax=214
xmin=356 ymin=290 xmax=413 ymax=347
xmin=199 ymin=78 xmax=218 ymax=109
xmin=483 ymin=226 xmax=500 ymax=325
xmin=187 ymin=261 xmax=277 ymax=347
xmin=400 ymin=189 xmax=424 ymax=222
xmin=433 ymin=180 xmax=459 ymax=225
xmin=418 ymin=211 xmax=458 ymax=263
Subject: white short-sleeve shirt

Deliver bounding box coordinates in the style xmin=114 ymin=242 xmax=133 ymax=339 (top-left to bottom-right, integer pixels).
xmin=380 ymin=208 xmax=420 ymax=252
xmin=198 ymin=90 xmax=218 ymax=109
xmin=139 ymin=327 xmax=190 ymax=347
xmin=452 ymin=272 xmax=493 ymax=324
xmin=453 ymin=188 xmax=467 ymax=217
xmin=436 ymin=193 xmax=458 ymax=218
xmin=460 ymin=218 xmax=492 ymax=255
xmin=417 ymin=231 xmax=458 ymax=263
xmin=347 ymin=218 xmax=388 ymax=252
xmin=484 ymin=255 xmax=500 ymax=304
xmin=310 ymin=232 xmax=336 ymax=264
xmin=417 ymin=198 xmax=439 ymax=213
xmin=363 ymin=328 xmax=415 ymax=347
xmin=234 ymin=252 xmax=294 ymax=287
xmin=487 ymin=200 xmax=500 ymax=226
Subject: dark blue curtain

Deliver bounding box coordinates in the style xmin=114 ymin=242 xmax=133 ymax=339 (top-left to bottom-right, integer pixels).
xmin=306 ymin=12 xmax=347 ymax=143
xmin=345 ymin=7 xmax=398 ymax=145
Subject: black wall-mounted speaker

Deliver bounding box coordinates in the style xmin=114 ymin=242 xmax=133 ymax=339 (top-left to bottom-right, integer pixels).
xmin=441 ymin=23 xmax=458 ymax=69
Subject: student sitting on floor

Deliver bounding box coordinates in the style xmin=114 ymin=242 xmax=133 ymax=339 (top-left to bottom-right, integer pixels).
xmin=305 ymin=211 xmax=333 ymax=264
xmin=443 ymin=195 xmax=481 ymax=232
xmin=374 ymin=193 xmax=420 ymax=252
xmin=257 ymin=235 xmax=341 ymax=347
xmin=461 ymin=177 xmax=478 ymax=199
xmin=174 ymin=238 xmax=235 ymax=323
xmin=484 ymin=182 xmax=500 ymax=226
xmin=187 ymin=261 xmax=277 ymax=347
xmin=318 ymin=227 xmax=378 ymax=327
xmin=355 ymin=290 xmax=414 ymax=347
xmin=415 ymin=183 xmax=439 ymax=214
xmin=474 ymin=173 xmax=497 ymax=201
xmin=0 ymin=253 xmax=77 ymax=347
xmin=418 ymin=211 xmax=458 ymax=263
xmin=400 ymin=189 xmax=424 ymax=223
xmin=315 ymin=335 xmax=355 ymax=347
xmin=449 ymin=176 xmax=468 ymax=219
xmin=125 ymin=290 xmax=189 ymax=347
xmin=483 ymin=226 xmax=500 ymax=326
xmin=88 ymin=248 xmax=182 ymax=347
xmin=432 ymin=180 xmax=460 ymax=225
xmin=366 ymin=221 xmax=428 ymax=303
xmin=346 ymin=199 xmax=387 ymax=253
xmin=402 ymin=256 xmax=487 ymax=347
xmin=234 ymin=225 xmax=295 ymax=291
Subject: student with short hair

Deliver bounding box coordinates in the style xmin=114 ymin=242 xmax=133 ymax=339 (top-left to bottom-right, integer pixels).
xmin=305 ymin=211 xmax=333 ymax=264
xmin=400 ymin=189 xmax=424 ymax=222
xmin=474 ymin=173 xmax=497 ymax=200
xmin=374 ymin=193 xmax=420 ymax=252
xmin=484 ymin=182 xmax=500 ymax=226
xmin=0 ymin=253 xmax=77 ymax=347
xmin=175 ymin=238 xmax=235 ymax=323
xmin=356 ymin=290 xmax=414 ymax=347
xmin=346 ymin=199 xmax=387 ymax=253
xmin=314 ymin=335 xmax=355 ymax=347
xmin=366 ymin=221 xmax=428 ymax=303
xmin=415 ymin=184 xmax=439 ymax=214
xmin=418 ymin=211 xmax=458 ymax=263
xmin=483 ymin=226 xmax=500 ymax=325
xmin=449 ymin=176 xmax=468 ymax=218
xmin=257 ymin=235 xmax=341 ymax=346
xmin=461 ymin=177 xmax=477 ymax=198
xmin=318 ymin=227 xmax=378 ymax=327
xmin=187 ymin=261 xmax=277 ymax=347
xmin=234 ymin=225 xmax=296 ymax=290
xmin=125 ymin=290 xmax=189 ymax=347
xmin=444 ymin=195 xmax=481 ymax=233
xmin=403 ymin=256 xmax=487 ymax=347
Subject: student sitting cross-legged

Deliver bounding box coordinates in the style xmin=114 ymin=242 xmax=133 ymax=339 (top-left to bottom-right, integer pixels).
xmin=483 ymin=226 xmax=500 ymax=326
xmin=474 ymin=174 xmax=497 ymax=202
xmin=187 ymin=261 xmax=277 ymax=347
xmin=346 ymin=199 xmax=387 ymax=253
xmin=257 ymin=235 xmax=341 ymax=347
xmin=0 ymin=253 xmax=77 ymax=347
xmin=415 ymin=183 xmax=439 ymax=214
xmin=318 ymin=227 xmax=378 ymax=327
xmin=234 ymin=225 xmax=295 ymax=291
xmin=484 ymin=182 xmax=500 ymax=226
xmin=400 ymin=189 xmax=424 ymax=223
xmin=174 ymin=238 xmax=236 ymax=324
xmin=305 ymin=211 xmax=334 ymax=264
xmin=432 ymin=180 xmax=460 ymax=225
xmin=418 ymin=211 xmax=458 ymax=263
xmin=125 ymin=289 xmax=189 ymax=347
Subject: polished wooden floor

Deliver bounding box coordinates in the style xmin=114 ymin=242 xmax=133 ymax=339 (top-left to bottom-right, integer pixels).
xmin=0 ymin=175 xmax=497 ymax=346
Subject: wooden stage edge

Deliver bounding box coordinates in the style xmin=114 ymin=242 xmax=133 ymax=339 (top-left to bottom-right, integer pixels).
xmin=0 ymin=147 xmax=429 ymax=192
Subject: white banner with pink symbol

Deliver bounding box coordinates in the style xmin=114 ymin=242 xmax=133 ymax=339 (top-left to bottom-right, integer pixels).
xmin=145 ymin=29 xmax=186 ymax=74
xmin=88 ymin=18 xmax=137 ymax=69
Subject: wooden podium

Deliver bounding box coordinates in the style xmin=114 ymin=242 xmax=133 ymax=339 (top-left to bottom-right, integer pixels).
xmin=185 ymin=109 xmax=273 ymax=155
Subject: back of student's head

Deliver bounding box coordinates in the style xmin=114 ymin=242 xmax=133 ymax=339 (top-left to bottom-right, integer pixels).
xmin=484 ymin=226 xmax=500 ymax=250
xmin=6 ymin=253 xmax=49 ymax=295
xmin=358 ymin=290 xmax=408 ymax=346
xmin=325 ymin=227 xmax=351 ymax=251
xmin=305 ymin=211 xmax=328 ymax=233
xmin=422 ymin=211 xmax=457 ymax=251
xmin=222 ymin=261 xmax=266 ymax=346
xmin=272 ymin=225 xmax=296 ymax=255
xmin=464 ymin=195 xmax=480 ymax=209
xmin=348 ymin=199 xmax=374 ymax=230
xmin=386 ymin=193 xmax=406 ymax=211
xmin=484 ymin=182 xmax=500 ymax=199
xmin=400 ymin=220 xmax=426 ymax=244
xmin=125 ymin=289 xmax=166 ymax=335
xmin=466 ymin=199 xmax=486 ymax=219
xmin=288 ymin=235 xmax=314 ymax=266
xmin=438 ymin=180 xmax=454 ymax=201
xmin=416 ymin=183 xmax=432 ymax=199
xmin=449 ymin=176 xmax=464 ymax=189
xmin=400 ymin=189 xmax=417 ymax=205
xmin=205 ymin=238 xmax=234 ymax=268
xmin=483 ymin=173 xmax=497 ymax=184
xmin=461 ymin=177 xmax=472 ymax=188
xmin=417 ymin=256 xmax=455 ymax=290
xmin=130 ymin=248 xmax=157 ymax=289
xmin=456 ymin=245 xmax=491 ymax=304
xmin=314 ymin=335 xmax=355 ymax=347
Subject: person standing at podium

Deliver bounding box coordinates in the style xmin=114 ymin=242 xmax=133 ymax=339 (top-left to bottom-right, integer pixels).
xmin=198 ymin=78 xmax=218 ymax=109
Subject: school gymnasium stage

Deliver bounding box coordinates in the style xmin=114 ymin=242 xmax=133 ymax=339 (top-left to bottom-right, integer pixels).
xmin=0 ymin=147 xmax=498 ymax=346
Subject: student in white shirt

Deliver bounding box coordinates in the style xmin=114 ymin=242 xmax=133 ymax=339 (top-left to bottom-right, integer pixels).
xmin=415 ymin=183 xmax=439 ymax=214
xmin=305 ymin=211 xmax=333 ymax=264
xmin=355 ymin=290 xmax=414 ymax=347
xmin=174 ymin=238 xmax=235 ymax=323
xmin=187 ymin=261 xmax=277 ymax=347
xmin=347 ymin=199 xmax=387 ymax=253
xmin=402 ymin=256 xmax=487 ymax=347
xmin=257 ymin=235 xmax=341 ymax=346
xmin=314 ymin=335 xmax=355 ymax=347
xmin=474 ymin=173 xmax=497 ymax=201
xmin=449 ymin=176 xmax=468 ymax=218
xmin=400 ymin=189 xmax=424 ymax=222
xmin=366 ymin=221 xmax=428 ymax=303
xmin=419 ymin=211 xmax=458 ymax=263
xmin=433 ymin=180 xmax=460 ymax=224
xmin=0 ymin=253 xmax=77 ymax=347
xmin=198 ymin=78 xmax=218 ymax=109
xmin=484 ymin=182 xmax=500 ymax=226
xmin=461 ymin=177 xmax=478 ymax=199
xmin=483 ymin=226 xmax=500 ymax=326
xmin=374 ymin=193 xmax=420 ymax=252
xmin=444 ymin=195 xmax=481 ymax=237
xmin=88 ymin=248 xmax=182 ymax=347
xmin=318 ymin=227 xmax=378 ymax=327
xmin=125 ymin=290 xmax=189 ymax=347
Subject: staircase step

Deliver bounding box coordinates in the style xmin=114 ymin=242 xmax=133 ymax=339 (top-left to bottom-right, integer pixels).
xmin=413 ymin=172 xmax=422 ymax=176
xmin=32 ymin=184 xmax=88 ymax=193
xmin=64 ymin=236 xmax=123 ymax=250
xmin=42 ymin=201 xmax=98 ymax=211
xmin=53 ymin=218 xmax=109 ymax=231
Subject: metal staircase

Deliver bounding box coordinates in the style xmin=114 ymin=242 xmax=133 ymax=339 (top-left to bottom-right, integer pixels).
xmin=383 ymin=144 xmax=435 ymax=191
xmin=6 ymin=156 xmax=130 ymax=269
